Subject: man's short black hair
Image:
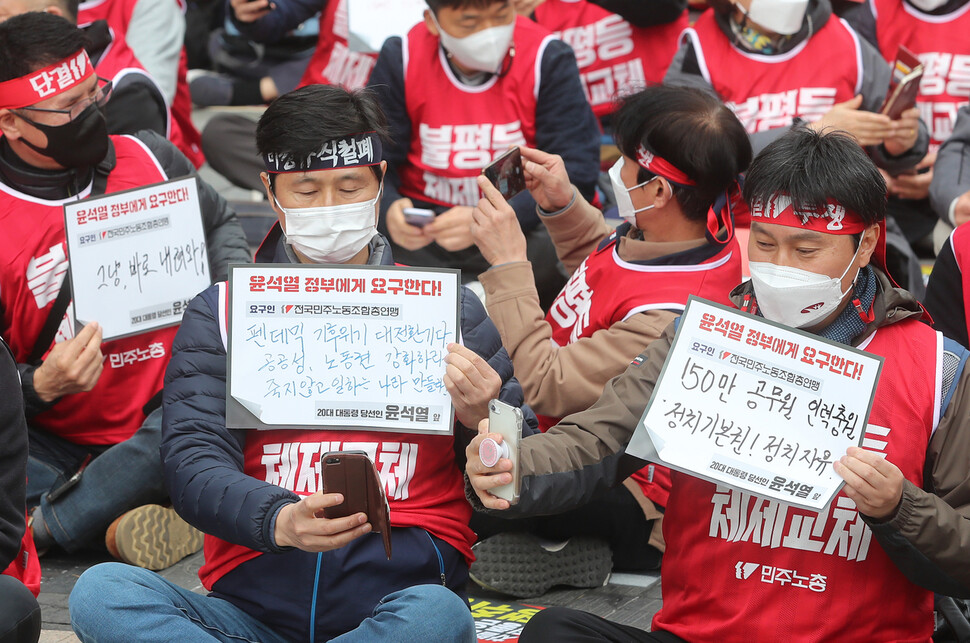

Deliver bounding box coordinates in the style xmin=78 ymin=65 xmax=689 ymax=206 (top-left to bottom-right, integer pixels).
xmin=0 ymin=12 xmax=85 ymax=84
xmin=743 ymin=126 xmax=886 ymax=228
xmin=256 ymin=85 xmax=390 ymax=183
xmin=426 ymin=0 xmax=508 ymax=14
xmin=612 ymin=84 xmax=753 ymax=223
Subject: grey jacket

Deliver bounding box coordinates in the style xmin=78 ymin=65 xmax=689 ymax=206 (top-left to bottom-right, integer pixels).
xmin=931 ymin=105 xmax=970 ymax=224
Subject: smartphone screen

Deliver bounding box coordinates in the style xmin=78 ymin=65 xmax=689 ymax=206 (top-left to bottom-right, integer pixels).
xmin=482 ymin=147 xmax=526 ymax=201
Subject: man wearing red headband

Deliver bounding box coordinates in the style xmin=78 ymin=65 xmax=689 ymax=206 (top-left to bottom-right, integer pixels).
xmin=465 ymin=85 xmax=752 ymax=597
xmin=467 ymin=127 xmax=970 ymax=642
xmin=0 ymin=13 xmax=249 ymax=569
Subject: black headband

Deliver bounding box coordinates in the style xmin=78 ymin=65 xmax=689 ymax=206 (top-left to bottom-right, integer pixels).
xmin=262 ymin=132 xmax=383 ymax=174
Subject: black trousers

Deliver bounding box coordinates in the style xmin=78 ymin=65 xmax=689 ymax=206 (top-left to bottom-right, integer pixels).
xmin=0 ymin=575 xmax=40 ymax=643
xmin=520 ymin=606 xmax=686 ymax=643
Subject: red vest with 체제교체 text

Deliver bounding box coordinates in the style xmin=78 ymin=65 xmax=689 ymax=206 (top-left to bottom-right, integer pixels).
xmin=533 ymin=0 xmax=687 ymax=119
xmin=684 ymin=11 xmax=862 ymax=134
xmin=398 ymin=16 xmax=552 ymax=208
xmin=870 ymin=0 xmax=970 ymax=149
xmin=296 ymin=0 xmax=377 ymax=90
xmin=653 ymin=318 xmax=940 ymax=642
xmin=0 ymin=135 xmax=178 ymax=445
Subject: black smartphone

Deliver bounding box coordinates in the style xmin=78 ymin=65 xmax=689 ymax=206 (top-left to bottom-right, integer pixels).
xmin=482 ymin=147 xmax=526 ymax=201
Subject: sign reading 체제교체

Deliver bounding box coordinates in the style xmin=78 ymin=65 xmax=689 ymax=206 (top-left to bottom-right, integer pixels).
xmin=227 ymin=264 xmax=460 ymax=435
xmin=63 ymin=177 xmax=209 ymax=341
xmin=626 ymin=296 xmax=884 ymax=512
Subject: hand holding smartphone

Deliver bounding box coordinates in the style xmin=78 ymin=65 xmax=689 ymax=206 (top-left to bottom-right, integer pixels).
xmin=482 ymin=147 xmax=527 ymax=201
xmin=322 ymin=451 xmax=392 ymax=558
xmin=481 ymin=399 xmax=522 ymax=505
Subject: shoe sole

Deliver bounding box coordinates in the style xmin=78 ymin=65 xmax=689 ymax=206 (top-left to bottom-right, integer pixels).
xmin=114 ymin=505 xmax=203 ymax=571
xmin=469 ymin=533 xmax=612 ymax=598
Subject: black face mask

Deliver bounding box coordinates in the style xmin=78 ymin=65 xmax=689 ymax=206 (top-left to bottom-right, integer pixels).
xmin=18 ymin=103 xmax=109 ymax=169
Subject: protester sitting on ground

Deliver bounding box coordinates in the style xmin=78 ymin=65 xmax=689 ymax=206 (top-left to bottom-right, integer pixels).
xmin=0 ymin=12 xmax=250 ymax=570
xmin=0 ymin=0 xmax=190 ymax=149
xmin=839 ymin=0 xmax=970 ymax=255
xmin=188 ymin=9 xmax=319 ymax=107
xmin=524 ymin=0 xmax=688 ymax=127
xmin=923 ymin=106 xmax=970 ymax=346
xmin=77 ymin=0 xmax=204 ymax=167
xmin=0 ymin=336 xmax=41 ymax=643
xmin=464 ymin=85 xmax=751 ymax=597
xmin=368 ymin=0 xmax=600 ymax=309
xmin=665 ymin=0 xmax=929 ymax=294
xmin=201 ymin=0 xmax=375 ymax=192
xmin=69 ymin=83 xmax=532 ymax=643
xmin=468 ymin=127 xmax=970 ymax=642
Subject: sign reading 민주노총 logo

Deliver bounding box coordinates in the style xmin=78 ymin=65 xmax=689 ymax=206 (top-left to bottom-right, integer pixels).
xmin=627 ymin=296 xmax=883 ymax=511
xmin=63 ymin=176 xmax=209 ymax=341
xmin=227 ymin=264 xmax=460 ymax=435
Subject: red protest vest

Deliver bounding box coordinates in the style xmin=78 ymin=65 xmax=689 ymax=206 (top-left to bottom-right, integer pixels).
xmin=871 ymin=0 xmax=970 ymax=148
xmin=78 ymin=0 xmax=205 ymax=167
xmin=0 ymin=135 xmax=178 ymax=445
xmin=197 ymin=282 xmax=475 ymax=589
xmin=652 ymin=319 xmax=939 ymax=642
xmin=533 ymin=0 xmax=686 ymax=118
xmin=950 ymin=223 xmax=970 ymax=342
xmin=1 ymin=509 xmax=40 ymax=598
xmin=541 ymin=227 xmax=742 ymax=508
xmin=398 ymin=16 xmax=551 ymax=207
xmin=296 ymin=0 xmax=377 ymax=90
xmin=685 ymin=11 xmax=862 ymax=133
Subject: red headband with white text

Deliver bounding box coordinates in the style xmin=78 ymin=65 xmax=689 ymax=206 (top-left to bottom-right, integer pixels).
xmin=636 ymin=144 xmax=696 ymax=187
xmin=749 ymin=194 xmax=868 ymax=235
xmin=0 ymin=49 xmax=93 ymax=111
xmin=263 ymin=132 xmax=383 ymax=174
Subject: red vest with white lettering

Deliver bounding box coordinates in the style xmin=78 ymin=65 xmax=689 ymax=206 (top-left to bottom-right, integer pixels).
xmin=684 ymin=12 xmax=862 ymax=134
xmin=0 ymin=135 xmax=178 ymax=445
xmin=541 ymin=226 xmax=742 ymax=508
xmin=871 ymin=0 xmax=970 ymax=148
xmin=653 ymin=319 xmax=939 ymax=642
xmin=533 ymin=0 xmax=687 ymax=118
xmin=197 ymin=281 xmax=475 ymax=589
xmin=296 ymin=0 xmax=377 ymax=90
xmin=78 ymin=0 xmax=205 ymax=167
xmin=399 ymin=16 xmax=552 ymax=207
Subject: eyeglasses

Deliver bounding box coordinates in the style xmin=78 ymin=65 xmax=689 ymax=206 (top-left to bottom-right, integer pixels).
xmin=15 ymin=77 xmax=113 ymax=122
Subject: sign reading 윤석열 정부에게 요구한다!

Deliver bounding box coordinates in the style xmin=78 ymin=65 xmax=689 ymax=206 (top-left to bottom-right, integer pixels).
xmin=63 ymin=176 xmax=210 ymax=341
xmin=626 ymin=296 xmax=884 ymax=512
xmin=226 ymin=264 xmax=460 ymax=435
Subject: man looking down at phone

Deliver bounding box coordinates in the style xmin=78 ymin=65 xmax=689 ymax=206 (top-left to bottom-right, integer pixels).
xmin=467 ymin=127 xmax=970 ymax=642
xmin=69 ymin=84 xmax=533 ymax=643
xmin=367 ymin=0 xmax=600 ymax=308
xmin=464 ymin=85 xmax=752 ymax=597
xmin=665 ymin=0 xmax=930 ymax=294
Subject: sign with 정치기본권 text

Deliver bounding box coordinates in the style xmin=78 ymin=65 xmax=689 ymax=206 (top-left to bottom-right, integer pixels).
xmin=227 ymin=264 xmax=460 ymax=434
xmin=626 ymin=296 xmax=883 ymax=511
xmin=63 ymin=177 xmax=210 ymax=341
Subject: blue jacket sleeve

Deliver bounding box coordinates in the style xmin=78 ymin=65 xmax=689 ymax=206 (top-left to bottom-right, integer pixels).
xmin=228 ymin=0 xmax=326 ymax=44
xmin=161 ymin=288 xmax=298 ymax=553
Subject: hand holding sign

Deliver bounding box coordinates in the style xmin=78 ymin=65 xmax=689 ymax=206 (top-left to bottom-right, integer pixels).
xmin=444 ymin=343 xmax=503 ymax=428
xmin=834 ymin=446 xmax=904 ymax=520
xmin=34 ymin=321 xmax=104 ymax=402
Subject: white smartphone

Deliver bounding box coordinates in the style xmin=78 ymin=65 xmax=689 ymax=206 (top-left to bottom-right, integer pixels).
xmin=403 ymin=207 xmax=435 ymax=227
xmin=485 ymin=399 xmax=522 ymax=505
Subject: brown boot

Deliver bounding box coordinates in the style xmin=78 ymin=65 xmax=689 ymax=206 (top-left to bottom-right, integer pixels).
xmin=105 ymin=504 xmax=203 ymax=570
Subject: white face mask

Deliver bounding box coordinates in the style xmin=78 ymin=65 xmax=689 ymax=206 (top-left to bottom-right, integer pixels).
xmin=749 ymin=242 xmax=862 ymax=329
xmin=906 ymin=0 xmax=949 ymax=10
xmin=432 ymin=12 xmax=515 ymax=73
xmin=609 ymin=158 xmax=660 ymax=225
xmin=275 ymin=187 xmax=381 ymax=264
xmin=736 ymin=0 xmax=809 ymax=35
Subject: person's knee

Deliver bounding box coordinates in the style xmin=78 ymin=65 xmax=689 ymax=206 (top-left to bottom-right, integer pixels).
xmin=390 ymin=585 xmax=475 ymax=642
xmin=70 ymin=563 xmax=151 ymax=622
xmin=519 ymin=606 xmax=579 ymax=642
xmin=0 ymin=575 xmax=41 ymax=643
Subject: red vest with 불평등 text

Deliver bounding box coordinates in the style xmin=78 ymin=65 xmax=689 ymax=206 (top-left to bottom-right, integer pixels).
xmin=398 ymin=16 xmax=552 ymax=208
xmin=534 ymin=0 xmax=686 ymax=118
xmin=685 ymin=11 xmax=862 ymax=134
